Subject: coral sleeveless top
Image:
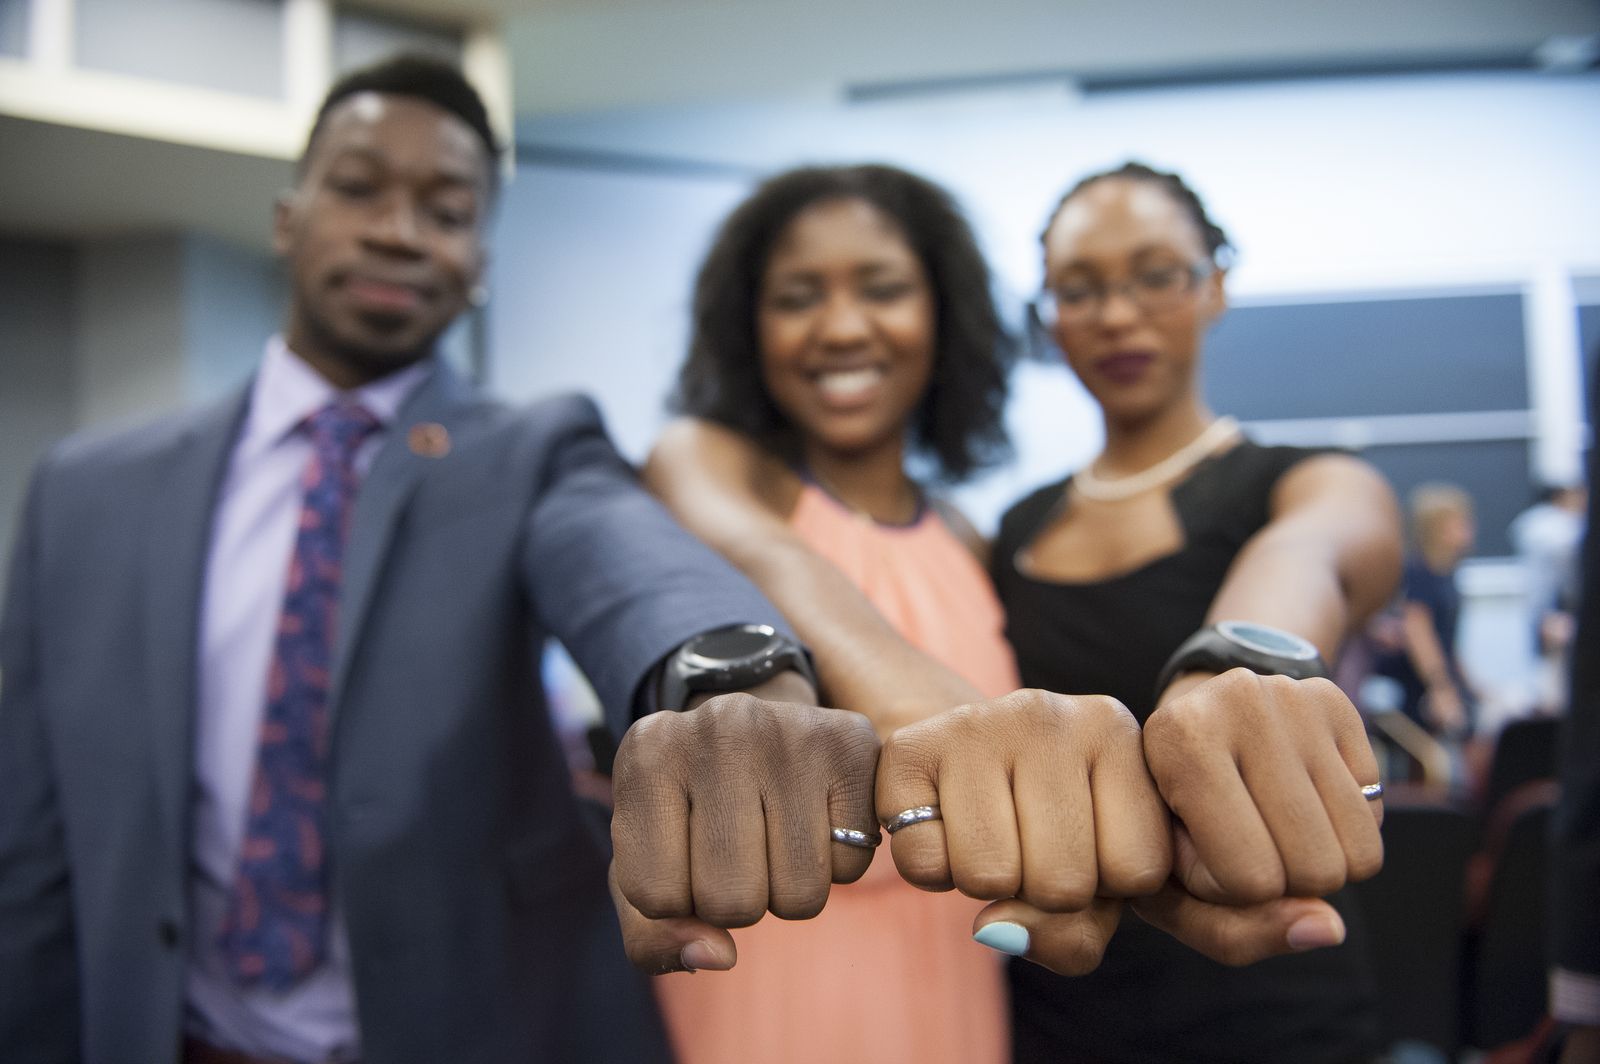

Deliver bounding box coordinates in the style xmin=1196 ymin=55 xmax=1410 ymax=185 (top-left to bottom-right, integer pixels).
xmin=655 ymin=483 xmax=1018 ymax=1064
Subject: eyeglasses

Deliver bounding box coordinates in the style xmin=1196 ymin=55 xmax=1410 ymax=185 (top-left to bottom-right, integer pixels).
xmin=1032 ymin=261 xmax=1214 ymax=328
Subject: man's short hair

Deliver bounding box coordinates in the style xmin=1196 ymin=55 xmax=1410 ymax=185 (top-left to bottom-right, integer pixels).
xmin=300 ymin=53 xmax=500 ymax=193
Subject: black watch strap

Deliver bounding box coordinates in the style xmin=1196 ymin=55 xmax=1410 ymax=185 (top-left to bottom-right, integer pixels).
xmin=1154 ymin=620 xmax=1328 ymax=702
xmin=657 ymin=623 xmax=816 ymax=711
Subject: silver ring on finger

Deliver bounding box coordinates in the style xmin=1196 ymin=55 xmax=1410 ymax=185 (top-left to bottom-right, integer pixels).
xmin=1360 ymin=782 xmax=1384 ymax=801
xmin=830 ymin=826 xmax=883 ymax=849
xmin=883 ymin=804 xmax=941 ymax=835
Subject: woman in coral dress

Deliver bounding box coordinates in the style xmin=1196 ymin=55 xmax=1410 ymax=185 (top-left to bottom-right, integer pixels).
xmin=644 ymin=163 xmax=1018 ymax=1064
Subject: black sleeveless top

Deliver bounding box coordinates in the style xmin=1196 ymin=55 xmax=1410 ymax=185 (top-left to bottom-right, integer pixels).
xmin=991 ymin=441 xmax=1381 ymax=1064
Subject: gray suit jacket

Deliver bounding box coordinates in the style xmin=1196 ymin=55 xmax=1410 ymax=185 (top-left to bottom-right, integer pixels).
xmin=0 ymin=364 xmax=782 ymax=1063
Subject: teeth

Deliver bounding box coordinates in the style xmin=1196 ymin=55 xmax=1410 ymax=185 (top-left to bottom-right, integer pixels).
xmin=817 ymin=368 xmax=882 ymax=398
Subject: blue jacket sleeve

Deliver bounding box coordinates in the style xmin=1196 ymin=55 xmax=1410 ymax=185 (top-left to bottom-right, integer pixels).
xmin=520 ymin=397 xmax=793 ymax=740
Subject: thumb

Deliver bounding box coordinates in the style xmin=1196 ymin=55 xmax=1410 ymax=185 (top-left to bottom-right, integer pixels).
xmin=1130 ymin=880 xmax=1346 ymax=967
xmin=609 ymin=862 xmax=738 ymax=975
xmin=971 ymin=897 xmax=1123 ymax=976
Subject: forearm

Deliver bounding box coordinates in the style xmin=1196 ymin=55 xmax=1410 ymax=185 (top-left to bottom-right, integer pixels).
xmin=1183 ymin=454 xmax=1400 ymax=665
xmin=1202 ymin=535 xmax=1351 ymax=660
xmin=644 ymin=421 xmax=981 ymax=732
xmin=1159 ymin=482 xmax=1398 ymax=706
xmin=726 ymin=535 xmax=982 ymax=732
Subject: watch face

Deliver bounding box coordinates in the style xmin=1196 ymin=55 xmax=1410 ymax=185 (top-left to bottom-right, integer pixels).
xmin=1217 ymin=620 xmax=1319 ymax=661
xmin=685 ymin=623 xmax=779 ymax=666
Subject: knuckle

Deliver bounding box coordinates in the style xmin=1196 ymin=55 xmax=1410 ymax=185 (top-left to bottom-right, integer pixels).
xmin=1226 ymin=863 xmax=1287 ymax=905
xmin=1102 ymin=860 xmax=1171 ymax=898
xmin=1297 ymin=675 xmax=1344 ymax=701
xmin=1214 ymin=666 xmax=1264 ymax=695
xmin=828 ymin=709 xmax=882 ymax=761
xmin=1347 ymin=840 xmax=1385 ymax=882
xmin=696 ymin=890 xmax=768 ymax=929
xmin=982 ymin=690 xmax=1062 ymax=745
xmin=768 ymin=884 xmax=828 ymax=921
xmin=953 ymin=866 xmax=1023 ymax=901
xmin=1014 ymin=688 xmax=1071 ymax=724
xmin=893 ymin=849 xmax=955 ymax=892
xmin=1257 ymin=672 xmax=1301 ymax=697
xmin=1021 ymin=872 xmax=1096 ymax=914
xmin=882 ymin=718 xmax=935 ymax=757
xmin=1285 ymin=859 xmax=1347 ymax=898
xmin=614 ymin=713 xmax=680 ymax=778
xmin=628 ymin=881 xmax=692 ymax=921
xmin=1146 ymin=697 xmax=1213 ymax=747
xmin=1079 ymin=692 xmax=1134 ymax=725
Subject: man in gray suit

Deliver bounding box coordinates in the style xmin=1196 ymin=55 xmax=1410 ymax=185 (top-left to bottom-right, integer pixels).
xmin=0 ymin=55 xmax=877 ymax=1064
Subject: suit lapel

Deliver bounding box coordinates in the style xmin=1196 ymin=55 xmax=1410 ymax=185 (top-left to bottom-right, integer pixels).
xmin=329 ymin=363 xmax=476 ymax=713
xmin=144 ymin=393 xmax=250 ymax=841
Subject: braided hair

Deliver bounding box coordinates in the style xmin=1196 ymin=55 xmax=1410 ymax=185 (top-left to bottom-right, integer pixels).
xmin=1042 ymin=161 xmax=1233 ymax=266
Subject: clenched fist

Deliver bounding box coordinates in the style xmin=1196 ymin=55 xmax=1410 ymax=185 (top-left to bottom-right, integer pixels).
xmin=611 ymin=690 xmax=880 ymax=973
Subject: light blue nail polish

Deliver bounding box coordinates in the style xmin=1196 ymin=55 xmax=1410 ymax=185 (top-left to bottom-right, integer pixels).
xmin=973 ymin=921 xmax=1030 ymax=956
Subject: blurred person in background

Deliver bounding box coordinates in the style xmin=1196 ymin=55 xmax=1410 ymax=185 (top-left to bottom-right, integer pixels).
xmin=0 ymin=54 xmax=885 ymax=1064
xmin=993 ymin=161 xmax=1402 ymax=1063
xmin=1511 ymin=482 xmax=1587 ymax=714
xmin=1375 ymin=483 xmax=1480 ymax=738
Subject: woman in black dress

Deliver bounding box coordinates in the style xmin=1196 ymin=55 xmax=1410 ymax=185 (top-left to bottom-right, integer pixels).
xmin=991 ymin=163 xmax=1405 ymax=1063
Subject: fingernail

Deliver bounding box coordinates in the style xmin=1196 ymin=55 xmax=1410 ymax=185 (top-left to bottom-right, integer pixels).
xmin=1286 ymin=914 xmax=1345 ymax=952
xmin=680 ymin=940 xmax=730 ymax=972
xmin=973 ymin=921 xmax=1030 ymax=957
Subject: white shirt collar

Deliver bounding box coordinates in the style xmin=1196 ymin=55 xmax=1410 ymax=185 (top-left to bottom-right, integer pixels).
xmin=238 ymin=337 xmax=436 ymax=460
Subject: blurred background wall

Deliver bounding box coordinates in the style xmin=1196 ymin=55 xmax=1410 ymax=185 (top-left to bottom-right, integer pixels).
xmin=2 ymin=0 xmax=1597 ymax=724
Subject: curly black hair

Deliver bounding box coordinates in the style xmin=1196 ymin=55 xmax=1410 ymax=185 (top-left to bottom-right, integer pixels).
xmin=671 ymin=164 xmax=1014 ymax=483
xmin=1041 ymin=161 xmax=1233 ymax=265
xmin=300 ymin=53 xmax=501 ymax=197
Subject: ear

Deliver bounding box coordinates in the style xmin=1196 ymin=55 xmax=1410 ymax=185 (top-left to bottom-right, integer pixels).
xmin=271 ymin=189 xmax=297 ymax=258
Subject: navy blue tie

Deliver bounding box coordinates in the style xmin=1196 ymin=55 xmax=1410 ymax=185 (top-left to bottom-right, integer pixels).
xmin=218 ymin=400 xmax=378 ymax=989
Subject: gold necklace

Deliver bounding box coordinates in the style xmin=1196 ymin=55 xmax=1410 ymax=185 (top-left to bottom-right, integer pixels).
xmin=1073 ymin=416 xmax=1240 ymax=502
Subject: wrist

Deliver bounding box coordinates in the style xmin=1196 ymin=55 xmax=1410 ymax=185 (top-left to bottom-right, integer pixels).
xmin=691 ymin=666 xmax=816 ymax=709
xmin=1154 ymin=621 xmax=1327 ymax=703
xmin=657 ymin=623 xmax=817 ymax=711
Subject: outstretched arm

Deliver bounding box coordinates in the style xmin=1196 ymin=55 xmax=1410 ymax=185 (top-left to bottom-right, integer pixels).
xmin=1199 ymin=452 xmax=1403 ymax=660
xmin=644 ymin=418 xmax=983 ymax=733
xmin=1135 ymin=453 xmax=1402 ymax=954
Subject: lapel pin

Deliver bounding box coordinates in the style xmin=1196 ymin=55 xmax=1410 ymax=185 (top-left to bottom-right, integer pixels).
xmin=408 ymin=422 xmax=451 ymax=458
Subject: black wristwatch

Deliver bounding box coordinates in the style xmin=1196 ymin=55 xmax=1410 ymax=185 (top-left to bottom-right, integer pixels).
xmin=657 ymin=623 xmax=817 ymax=711
xmin=1154 ymin=620 xmax=1328 ymax=701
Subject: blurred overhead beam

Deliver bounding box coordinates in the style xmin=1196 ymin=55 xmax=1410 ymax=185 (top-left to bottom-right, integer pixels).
xmin=492 ymin=0 xmax=1600 ymax=115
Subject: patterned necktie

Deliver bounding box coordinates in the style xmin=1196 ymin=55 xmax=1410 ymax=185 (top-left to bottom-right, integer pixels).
xmin=218 ymin=400 xmax=379 ymax=989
